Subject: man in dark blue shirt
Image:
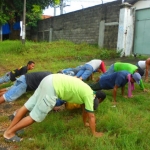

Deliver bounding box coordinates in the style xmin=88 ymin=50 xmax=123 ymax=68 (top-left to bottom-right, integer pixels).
xmin=90 ymin=71 xmax=141 ymax=104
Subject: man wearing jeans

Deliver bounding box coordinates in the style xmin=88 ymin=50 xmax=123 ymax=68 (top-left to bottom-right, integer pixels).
xmin=4 ymin=74 xmax=106 ymax=142
xmin=0 ymin=61 xmax=35 ymax=84
xmin=75 ymin=59 xmax=106 ymax=80
xmin=58 ymin=65 xmax=83 ymax=76
xmin=0 ymin=71 xmax=52 ymax=105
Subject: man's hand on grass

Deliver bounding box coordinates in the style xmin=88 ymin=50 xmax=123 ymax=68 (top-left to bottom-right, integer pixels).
xmin=93 ymin=132 xmax=104 ymax=137
xmin=143 ymin=89 xmax=149 ymax=92
xmin=85 ymin=122 xmax=90 ymax=127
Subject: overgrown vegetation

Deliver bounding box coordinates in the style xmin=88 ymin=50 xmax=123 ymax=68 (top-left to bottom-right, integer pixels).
xmin=0 ymin=40 xmax=150 ymax=150
xmin=0 ymin=0 xmax=60 ymax=27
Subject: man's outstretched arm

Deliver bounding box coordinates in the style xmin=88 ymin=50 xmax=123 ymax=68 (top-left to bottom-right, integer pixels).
xmin=145 ymin=59 xmax=150 ymax=81
xmin=82 ymin=105 xmax=103 ymax=137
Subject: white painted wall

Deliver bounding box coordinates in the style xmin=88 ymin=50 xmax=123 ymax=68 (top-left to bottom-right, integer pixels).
xmin=124 ymin=8 xmax=134 ymax=56
xmin=117 ymin=3 xmax=134 ymax=56
xmin=133 ymin=0 xmax=150 ymax=10
xmin=117 ymin=8 xmax=126 ymax=55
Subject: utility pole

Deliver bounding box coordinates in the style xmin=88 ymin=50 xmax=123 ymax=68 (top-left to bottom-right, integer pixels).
xmin=60 ymin=0 xmax=63 ymax=15
xmin=54 ymin=5 xmax=59 ymax=16
xmin=54 ymin=6 xmax=57 ymax=16
xmin=60 ymin=0 xmax=70 ymax=15
xmin=22 ymin=0 xmax=26 ymax=44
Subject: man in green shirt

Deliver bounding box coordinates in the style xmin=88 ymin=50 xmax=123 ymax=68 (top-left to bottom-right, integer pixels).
xmin=4 ymin=74 xmax=106 ymax=142
xmin=101 ymin=62 xmax=145 ymax=91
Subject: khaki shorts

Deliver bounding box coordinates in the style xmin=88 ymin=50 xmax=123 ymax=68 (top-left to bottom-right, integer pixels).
xmin=24 ymin=75 xmax=57 ymax=122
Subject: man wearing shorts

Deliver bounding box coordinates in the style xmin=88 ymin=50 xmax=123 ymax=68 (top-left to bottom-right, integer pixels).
xmin=4 ymin=74 xmax=106 ymax=142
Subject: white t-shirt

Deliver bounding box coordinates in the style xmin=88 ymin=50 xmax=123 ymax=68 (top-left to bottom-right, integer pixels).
xmin=138 ymin=61 xmax=146 ymax=70
xmin=86 ymin=59 xmax=102 ymax=71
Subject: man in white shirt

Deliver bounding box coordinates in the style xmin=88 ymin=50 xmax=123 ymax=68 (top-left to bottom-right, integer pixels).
xmin=137 ymin=58 xmax=150 ymax=82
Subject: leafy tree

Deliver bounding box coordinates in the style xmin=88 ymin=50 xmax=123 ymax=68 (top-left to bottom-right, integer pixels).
xmin=0 ymin=0 xmax=60 ymax=26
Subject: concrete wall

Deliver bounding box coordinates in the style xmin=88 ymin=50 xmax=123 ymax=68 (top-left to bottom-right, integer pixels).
xmin=29 ymin=0 xmax=122 ymax=49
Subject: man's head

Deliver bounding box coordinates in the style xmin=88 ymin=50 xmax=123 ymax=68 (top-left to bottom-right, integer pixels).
xmin=27 ymin=61 xmax=35 ymax=70
xmin=131 ymin=72 xmax=141 ymax=84
xmin=137 ymin=68 xmax=144 ymax=76
xmin=93 ymin=90 xmax=106 ymax=110
xmin=98 ymin=61 xmax=106 ymax=73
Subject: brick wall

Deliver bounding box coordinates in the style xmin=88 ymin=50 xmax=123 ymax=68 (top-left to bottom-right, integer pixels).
xmin=29 ymin=0 xmax=122 ymax=49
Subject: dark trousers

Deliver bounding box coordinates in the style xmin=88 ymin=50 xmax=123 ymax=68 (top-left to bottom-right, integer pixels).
xmin=89 ymin=82 xmax=102 ymax=91
xmin=136 ymin=63 xmax=144 ymax=76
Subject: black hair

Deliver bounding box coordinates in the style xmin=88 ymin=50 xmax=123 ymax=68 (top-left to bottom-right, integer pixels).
xmin=93 ymin=90 xmax=106 ymax=110
xmin=137 ymin=68 xmax=144 ymax=76
xmin=27 ymin=61 xmax=35 ymax=65
xmin=95 ymin=90 xmax=106 ymax=101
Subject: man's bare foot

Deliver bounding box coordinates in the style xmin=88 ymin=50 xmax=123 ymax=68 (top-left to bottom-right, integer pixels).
xmin=3 ymin=130 xmax=15 ymax=139
xmin=93 ymin=132 xmax=104 ymax=137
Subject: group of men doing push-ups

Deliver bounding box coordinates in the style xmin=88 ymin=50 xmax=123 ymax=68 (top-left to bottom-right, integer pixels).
xmin=0 ymin=58 xmax=150 ymax=142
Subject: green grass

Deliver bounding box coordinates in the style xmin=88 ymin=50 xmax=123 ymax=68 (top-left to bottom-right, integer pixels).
xmin=0 ymin=40 xmax=150 ymax=150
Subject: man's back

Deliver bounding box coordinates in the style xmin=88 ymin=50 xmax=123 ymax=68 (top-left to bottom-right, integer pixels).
xmin=100 ymin=71 xmax=129 ymax=89
xmin=114 ymin=62 xmax=137 ymax=74
xmin=26 ymin=71 xmax=52 ymax=91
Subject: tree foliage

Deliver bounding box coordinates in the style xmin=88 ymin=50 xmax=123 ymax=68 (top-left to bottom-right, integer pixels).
xmin=0 ymin=0 xmax=60 ymax=26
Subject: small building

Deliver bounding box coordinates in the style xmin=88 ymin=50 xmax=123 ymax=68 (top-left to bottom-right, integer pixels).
xmin=117 ymin=0 xmax=150 ymax=56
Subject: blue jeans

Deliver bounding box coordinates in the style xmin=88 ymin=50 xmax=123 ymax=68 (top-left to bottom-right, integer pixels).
xmin=62 ymin=68 xmax=75 ymax=76
xmin=76 ymin=64 xmax=93 ymax=80
xmin=0 ymin=72 xmax=10 ymax=84
xmin=62 ymin=65 xmax=83 ymax=76
xmin=55 ymin=98 xmax=65 ymax=106
xmin=4 ymin=75 xmax=27 ymax=102
xmin=100 ymin=64 xmax=114 ymax=77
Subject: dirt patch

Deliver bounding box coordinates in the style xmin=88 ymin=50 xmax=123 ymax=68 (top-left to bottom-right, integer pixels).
xmin=0 ymin=65 xmax=8 ymax=74
xmin=103 ymin=57 xmax=140 ymax=66
xmin=0 ymin=102 xmax=22 ymax=150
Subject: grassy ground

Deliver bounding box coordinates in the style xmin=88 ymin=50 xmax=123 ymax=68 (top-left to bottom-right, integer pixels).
xmin=0 ymin=40 xmax=150 ymax=150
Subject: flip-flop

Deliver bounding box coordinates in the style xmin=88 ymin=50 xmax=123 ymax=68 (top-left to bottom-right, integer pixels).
xmin=16 ymin=129 xmax=24 ymax=135
xmin=4 ymin=135 xmax=23 ymax=142
xmin=8 ymin=114 xmax=15 ymax=121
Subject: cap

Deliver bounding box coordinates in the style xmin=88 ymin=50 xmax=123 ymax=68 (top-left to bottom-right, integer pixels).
xmin=132 ymin=72 xmax=141 ymax=84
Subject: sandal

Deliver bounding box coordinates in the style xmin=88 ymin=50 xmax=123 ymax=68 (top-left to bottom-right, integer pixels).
xmin=16 ymin=129 xmax=24 ymax=135
xmin=4 ymin=135 xmax=23 ymax=142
